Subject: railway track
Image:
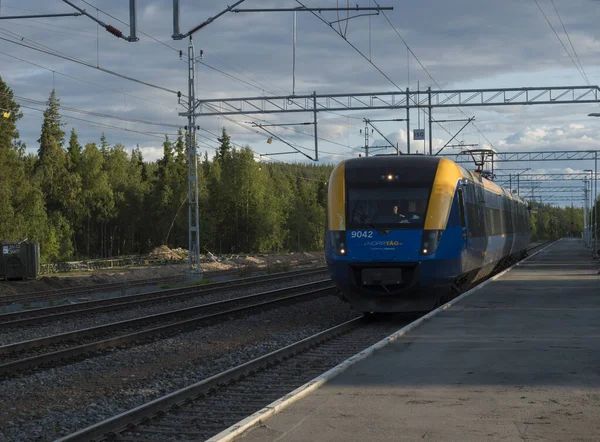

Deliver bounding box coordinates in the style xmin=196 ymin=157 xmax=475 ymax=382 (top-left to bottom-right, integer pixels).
xmin=55 ymin=316 xmax=406 ymax=442
xmin=0 ymin=261 xmax=324 ymax=307
xmin=0 ymin=280 xmax=336 ymax=376
xmin=53 ymin=241 xmax=553 ymax=442
xmin=0 ymin=273 xmax=185 ymax=307
xmin=0 ymin=267 xmax=328 ymax=329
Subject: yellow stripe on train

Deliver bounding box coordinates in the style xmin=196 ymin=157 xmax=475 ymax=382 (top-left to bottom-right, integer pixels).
xmin=328 ymin=161 xmax=346 ymax=231
xmin=424 ymin=158 xmax=464 ymax=231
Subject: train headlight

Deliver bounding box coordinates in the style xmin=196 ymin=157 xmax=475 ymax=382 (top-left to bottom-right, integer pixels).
xmin=332 ymin=231 xmax=347 ymax=256
xmin=421 ymin=230 xmax=442 ymax=256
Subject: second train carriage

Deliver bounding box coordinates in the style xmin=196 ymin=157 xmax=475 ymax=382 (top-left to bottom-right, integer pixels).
xmin=325 ymin=155 xmax=531 ymax=313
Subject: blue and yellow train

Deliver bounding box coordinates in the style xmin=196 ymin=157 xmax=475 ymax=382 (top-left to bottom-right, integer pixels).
xmin=325 ymin=155 xmax=531 ymax=313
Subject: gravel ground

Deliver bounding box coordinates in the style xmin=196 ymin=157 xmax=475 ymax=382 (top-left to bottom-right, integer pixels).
xmin=0 ymin=273 xmax=329 ymax=346
xmin=0 ymin=295 xmax=358 ymax=442
xmin=0 ymin=282 xmax=174 ymax=313
xmin=0 ymin=267 xmax=323 ymax=314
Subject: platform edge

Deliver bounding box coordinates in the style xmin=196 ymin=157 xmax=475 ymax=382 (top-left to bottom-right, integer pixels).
xmin=207 ymin=239 xmax=559 ymax=442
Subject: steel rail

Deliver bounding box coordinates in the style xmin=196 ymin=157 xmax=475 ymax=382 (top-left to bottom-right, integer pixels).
xmin=0 ymin=261 xmax=324 ymax=306
xmin=54 ymin=241 xmax=548 ymax=441
xmin=55 ymin=316 xmax=366 ymax=442
xmin=0 ymin=274 xmax=184 ymax=306
xmin=0 ymin=281 xmax=336 ymax=376
xmin=0 ymin=268 xmax=328 ymax=329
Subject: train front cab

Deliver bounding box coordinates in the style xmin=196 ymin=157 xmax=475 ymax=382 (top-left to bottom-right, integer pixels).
xmin=325 ymin=157 xmax=470 ymax=313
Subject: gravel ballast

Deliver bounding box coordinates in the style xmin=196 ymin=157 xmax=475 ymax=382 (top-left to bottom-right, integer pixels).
xmin=0 ymin=295 xmax=358 ymax=442
xmin=0 ymin=273 xmax=329 ymax=346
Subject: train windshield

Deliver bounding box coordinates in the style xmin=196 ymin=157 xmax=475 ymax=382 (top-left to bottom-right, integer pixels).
xmin=347 ymin=186 xmax=430 ymax=230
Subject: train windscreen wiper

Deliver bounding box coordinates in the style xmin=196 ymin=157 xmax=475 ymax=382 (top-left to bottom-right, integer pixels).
xmin=367 ymin=222 xmax=390 ymax=236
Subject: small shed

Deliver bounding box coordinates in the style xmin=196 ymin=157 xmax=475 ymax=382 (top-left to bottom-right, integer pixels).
xmin=0 ymin=242 xmax=40 ymax=280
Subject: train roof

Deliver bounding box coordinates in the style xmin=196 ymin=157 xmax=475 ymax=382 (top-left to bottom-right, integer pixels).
xmin=338 ymin=156 xmax=528 ymax=205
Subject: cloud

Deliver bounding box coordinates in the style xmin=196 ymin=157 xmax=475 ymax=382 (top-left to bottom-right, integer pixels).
xmin=138 ymin=146 xmax=164 ymax=163
xmin=2 ymin=0 xmax=600 ymax=174
xmin=498 ymin=123 xmax=600 ymax=150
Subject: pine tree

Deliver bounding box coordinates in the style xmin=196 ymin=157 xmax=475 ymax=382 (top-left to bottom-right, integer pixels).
xmin=216 ymin=128 xmax=232 ymax=161
xmin=0 ymin=75 xmax=23 ymax=150
xmin=100 ymin=132 xmax=110 ymax=157
xmin=37 ymin=89 xmax=65 ymax=151
xmin=36 ymin=90 xmax=71 ymax=214
xmin=67 ymin=128 xmax=82 ymax=171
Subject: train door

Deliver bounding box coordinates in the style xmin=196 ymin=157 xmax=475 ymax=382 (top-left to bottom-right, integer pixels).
xmin=457 ymin=187 xmax=468 ymax=249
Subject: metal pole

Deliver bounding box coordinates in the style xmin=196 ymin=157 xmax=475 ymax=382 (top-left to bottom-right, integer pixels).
xmin=187 ymin=39 xmax=201 ymax=273
xmin=586 ymin=170 xmax=594 ymax=249
xmin=173 ymin=0 xmax=181 ymax=38
xmin=313 ymin=91 xmax=318 ymax=161
xmin=594 ymin=152 xmax=598 ymax=258
xmin=509 ymin=174 xmax=512 ymax=192
xmin=293 ymin=11 xmax=296 ymax=95
xmin=428 ymin=87 xmax=432 ymax=155
xmin=406 ymin=87 xmax=410 ymax=155
xmin=517 ymin=174 xmax=520 ymax=195
xmin=129 ymin=0 xmax=138 ymax=41
xmin=584 ymin=181 xmax=588 ymax=246
xmin=364 ymin=120 xmax=369 ymax=157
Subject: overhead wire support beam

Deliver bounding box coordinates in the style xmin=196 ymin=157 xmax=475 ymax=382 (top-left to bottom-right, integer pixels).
xmin=539 ymin=196 xmax=586 ymax=202
xmin=246 ymin=122 xmax=314 ymax=127
xmin=522 ymin=187 xmax=589 ymax=194
xmin=232 ymin=7 xmax=393 ymax=12
xmin=445 ymin=143 xmax=478 ymax=149
xmin=446 ymin=150 xmax=599 ymax=163
xmin=173 ymin=0 xmax=247 ymax=40
xmin=0 ymin=12 xmax=82 ymax=20
xmin=189 ymin=86 xmax=600 ymax=117
xmin=61 ymin=0 xmax=138 ymax=41
xmin=496 ymin=173 xmax=597 ymax=183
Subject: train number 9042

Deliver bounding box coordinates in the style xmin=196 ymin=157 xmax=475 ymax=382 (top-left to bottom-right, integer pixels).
xmin=350 ymin=231 xmax=374 ymax=239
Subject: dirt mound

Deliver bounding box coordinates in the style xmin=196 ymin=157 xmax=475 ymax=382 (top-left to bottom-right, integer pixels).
xmin=149 ymin=245 xmax=184 ymax=261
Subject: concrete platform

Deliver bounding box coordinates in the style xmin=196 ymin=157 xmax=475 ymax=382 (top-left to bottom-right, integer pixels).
xmin=236 ymin=239 xmax=600 ymax=442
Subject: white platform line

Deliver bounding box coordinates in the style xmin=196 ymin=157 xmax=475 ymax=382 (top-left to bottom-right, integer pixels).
xmin=208 ymin=240 xmax=558 ymax=442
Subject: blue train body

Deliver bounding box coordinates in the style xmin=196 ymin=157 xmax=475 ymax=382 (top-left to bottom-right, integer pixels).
xmin=325 ymin=156 xmax=531 ymax=312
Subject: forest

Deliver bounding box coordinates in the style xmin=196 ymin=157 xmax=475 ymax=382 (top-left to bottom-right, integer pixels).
xmin=0 ymin=76 xmax=592 ymax=263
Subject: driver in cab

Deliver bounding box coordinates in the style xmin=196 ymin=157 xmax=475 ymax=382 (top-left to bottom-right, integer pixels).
xmin=393 ymin=202 xmax=422 ymax=224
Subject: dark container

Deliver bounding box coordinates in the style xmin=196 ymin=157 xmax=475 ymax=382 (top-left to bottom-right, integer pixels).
xmin=0 ymin=242 xmax=40 ymax=280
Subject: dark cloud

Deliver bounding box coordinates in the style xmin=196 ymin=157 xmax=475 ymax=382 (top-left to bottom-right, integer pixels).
xmin=1 ymin=0 xmax=600 ymax=170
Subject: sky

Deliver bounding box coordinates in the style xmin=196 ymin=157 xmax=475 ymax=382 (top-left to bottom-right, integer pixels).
xmin=1 ymin=0 xmax=600 ymax=206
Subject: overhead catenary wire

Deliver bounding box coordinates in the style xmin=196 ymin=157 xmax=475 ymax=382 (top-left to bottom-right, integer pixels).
xmin=0 ymin=30 xmax=180 ymax=96
xmin=201 ymin=102 xmax=359 ymax=156
xmin=372 ymin=0 xmax=496 ymax=150
xmin=6 ymin=93 xmax=180 ymax=129
xmin=2 ymin=6 xmax=368 ymax=161
xmin=534 ymin=0 xmax=590 ymax=86
xmin=0 ymin=51 xmax=179 ymax=111
xmin=80 ymin=0 xmax=182 ymax=55
xmin=550 ymin=0 xmax=590 ymax=84
xmin=294 ymin=0 xmax=455 ymax=138
xmin=8 ymin=104 xmax=177 ymax=140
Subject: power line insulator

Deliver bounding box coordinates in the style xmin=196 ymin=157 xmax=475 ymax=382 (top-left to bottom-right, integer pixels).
xmin=105 ymin=25 xmax=124 ymax=38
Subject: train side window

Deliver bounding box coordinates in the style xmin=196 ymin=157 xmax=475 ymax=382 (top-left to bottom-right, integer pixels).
xmin=486 ymin=207 xmax=494 ymax=235
xmin=457 ymin=188 xmax=466 ymax=228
